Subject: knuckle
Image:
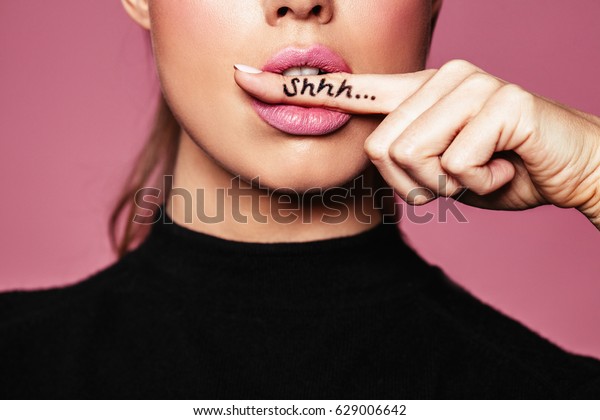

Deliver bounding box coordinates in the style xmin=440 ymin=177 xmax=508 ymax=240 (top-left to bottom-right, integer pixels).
xmin=440 ymin=154 xmax=466 ymax=175
xmin=364 ymin=137 xmax=388 ymax=162
xmin=441 ymin=59 xmax=478 ymax=75
xmin=462 ymin=72 xmax=500 ymax=92
xmin=495 ymin=83 xmax=537 ymax=137
xmin=497 ymin=83 xmax=534 ymax=107
xmin=389 ymin=141 xmax=422 ymax=168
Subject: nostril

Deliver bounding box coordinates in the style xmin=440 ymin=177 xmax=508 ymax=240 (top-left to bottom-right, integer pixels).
xmin=311 ymin=5 xmax=322 ymax=16
xmin=277 ymin=7 xmax=289 ymax=17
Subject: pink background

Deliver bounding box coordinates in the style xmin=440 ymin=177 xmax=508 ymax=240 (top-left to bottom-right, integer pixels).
xmin=1 ymin=1 xmax=599 ymax=358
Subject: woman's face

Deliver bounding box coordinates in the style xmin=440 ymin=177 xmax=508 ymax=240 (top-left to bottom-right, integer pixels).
xmin=126 ymin=0 xmax=440 ymax=192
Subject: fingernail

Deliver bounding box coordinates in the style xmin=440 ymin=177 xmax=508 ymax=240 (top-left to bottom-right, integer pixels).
xmin=234 ymin=64 xmax=263 ymax=74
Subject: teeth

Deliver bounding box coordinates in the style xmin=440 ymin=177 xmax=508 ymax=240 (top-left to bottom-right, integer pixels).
xmin=282 ymin=66 xmax=322 ymax=77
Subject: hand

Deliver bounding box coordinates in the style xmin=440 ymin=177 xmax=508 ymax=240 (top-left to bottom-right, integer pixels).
xmin=234 ymin=60 xmax=600 ymax=229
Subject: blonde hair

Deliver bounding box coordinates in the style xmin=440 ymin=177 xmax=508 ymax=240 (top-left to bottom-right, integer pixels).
xmin=108 ymin=95 xmax=180 ymax=258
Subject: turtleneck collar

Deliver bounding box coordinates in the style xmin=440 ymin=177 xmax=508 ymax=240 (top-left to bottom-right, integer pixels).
xmin=132 ymin=209 xmax=431 ymax=315
xmin=147 ymin=208 xmax=406 ymax=255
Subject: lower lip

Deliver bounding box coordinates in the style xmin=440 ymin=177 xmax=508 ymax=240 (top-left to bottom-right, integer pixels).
xmin=251 ymin=99 xmax=351 ymax=136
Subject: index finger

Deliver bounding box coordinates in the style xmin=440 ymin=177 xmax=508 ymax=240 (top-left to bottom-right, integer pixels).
xmin=234 ymin=67 xmax=436 ymax=115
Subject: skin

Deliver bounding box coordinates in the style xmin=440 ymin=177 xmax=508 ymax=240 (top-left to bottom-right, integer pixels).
xmin=122 ymin=0 xmax=600 ymax=242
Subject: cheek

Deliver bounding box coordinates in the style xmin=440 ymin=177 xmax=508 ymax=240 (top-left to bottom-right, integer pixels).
xmin=343 ymin=0 xmax=432 ymax=73
xmin=147 ymin=1 xmax=249 ymax=148
xmin=148 ymin=1 xmax=259 ymax=77
xmin=149 ymin=1 xmax=232 ymax=99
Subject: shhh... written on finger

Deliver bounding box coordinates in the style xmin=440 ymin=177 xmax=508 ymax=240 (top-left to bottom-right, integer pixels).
xmin=283 ymin=76 xmax=376 ymax=101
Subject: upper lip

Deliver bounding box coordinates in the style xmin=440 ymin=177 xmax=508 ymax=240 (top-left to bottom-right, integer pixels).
xmin=261 ymin=44 xmax=352 ymax=74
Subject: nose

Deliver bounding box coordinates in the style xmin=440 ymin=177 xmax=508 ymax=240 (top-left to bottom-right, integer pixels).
xmin=264 ymin=0 xmax=334 ymax=26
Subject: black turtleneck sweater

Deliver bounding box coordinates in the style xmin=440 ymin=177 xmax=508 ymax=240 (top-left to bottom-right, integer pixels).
xmin=1 ymin=214 xmax=599 ymax=399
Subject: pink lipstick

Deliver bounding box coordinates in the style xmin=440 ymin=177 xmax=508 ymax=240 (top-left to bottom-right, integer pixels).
xmin=251 ymin=45 xmax=352 ymax=136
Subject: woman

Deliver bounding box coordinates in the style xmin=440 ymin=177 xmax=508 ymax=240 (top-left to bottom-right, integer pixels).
xmin=1 ymin=0 xmax=599 ymax=398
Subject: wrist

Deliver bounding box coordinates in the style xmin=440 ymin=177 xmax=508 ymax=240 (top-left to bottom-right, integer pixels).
xmin=576 ymin=119 xmax=600 ymax=229
xmin=576 ymin=163 xmax=600 ymax=229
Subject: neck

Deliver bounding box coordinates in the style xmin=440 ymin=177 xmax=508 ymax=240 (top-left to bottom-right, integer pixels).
xmin=164 ymin=132 xmax=395 ymax=243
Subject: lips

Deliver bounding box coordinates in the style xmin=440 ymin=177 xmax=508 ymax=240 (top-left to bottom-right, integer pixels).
xmin=261 ymin=45 xmax=352 ymax=75
xmin=250 ymin=44 xmax=352 ymax=136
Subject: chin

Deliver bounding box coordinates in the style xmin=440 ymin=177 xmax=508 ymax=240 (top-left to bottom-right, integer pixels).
xmin=241 ymin=159 xmax=372 ymax=195
xmin=242 ymin=120 xmax=380 ymax=193
xmin=178 ymin=108 xmax=380 ymax=194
